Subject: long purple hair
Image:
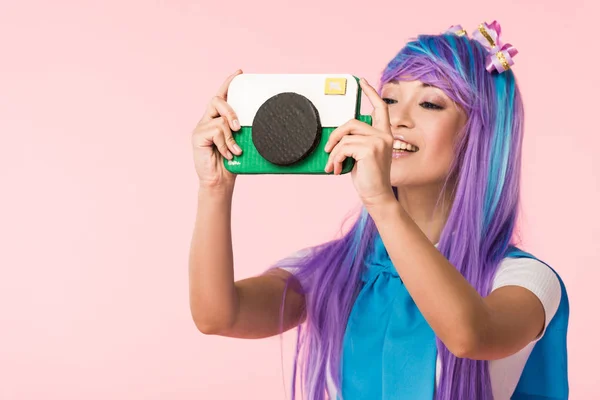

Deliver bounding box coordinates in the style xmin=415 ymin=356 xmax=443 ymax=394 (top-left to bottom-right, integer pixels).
xmin=269 ymin=32 xmax=525 ymax=399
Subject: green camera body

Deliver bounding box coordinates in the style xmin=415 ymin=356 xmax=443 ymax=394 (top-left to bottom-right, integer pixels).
xmin=224 ymin=74 xmax=372 ymax=175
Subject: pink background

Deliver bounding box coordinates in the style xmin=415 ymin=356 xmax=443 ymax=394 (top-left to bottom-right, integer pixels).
xmin=1 ymin=0 xmax=597 ymax=399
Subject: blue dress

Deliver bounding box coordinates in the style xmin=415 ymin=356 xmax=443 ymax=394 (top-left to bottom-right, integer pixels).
xmin=340 ymin=235 xmax=569 ymax=399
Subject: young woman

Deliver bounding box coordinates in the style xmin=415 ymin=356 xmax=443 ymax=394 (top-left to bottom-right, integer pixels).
xmin=189 ymin=22 xmax=569 ymax=400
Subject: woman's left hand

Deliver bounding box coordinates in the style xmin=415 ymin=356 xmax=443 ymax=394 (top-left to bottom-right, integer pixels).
xmin=324 ymin=78 xmax=396 ymax=208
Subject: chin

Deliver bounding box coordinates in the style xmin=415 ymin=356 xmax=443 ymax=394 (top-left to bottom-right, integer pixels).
xmin=390 ymin=169 xmax=414 ymax=188
xmin=390 ymin=173 xmax=442 ymax=189
xmin=390 ymin=177 xmax=413 ymax=188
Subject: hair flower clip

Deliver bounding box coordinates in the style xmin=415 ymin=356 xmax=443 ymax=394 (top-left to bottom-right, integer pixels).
xmin=446 ymin=25 xmax=468 ymax=36
xmin=471 ymin=21 xmax=518 ymax=73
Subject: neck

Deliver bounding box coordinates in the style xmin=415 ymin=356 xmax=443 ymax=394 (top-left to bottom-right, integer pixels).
xmin=394 ymin=182 xmax=454 ymax=245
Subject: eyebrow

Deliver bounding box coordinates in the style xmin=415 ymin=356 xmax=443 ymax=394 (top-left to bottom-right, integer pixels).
xmin=387 ymin=80 xmax=434 ymax=88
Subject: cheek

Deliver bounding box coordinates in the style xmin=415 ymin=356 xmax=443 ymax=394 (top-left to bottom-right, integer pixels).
xmin=390 ymin=112 xmax=466 ymax=187
xmin=421 ymin=118 xmax=459 ymax=162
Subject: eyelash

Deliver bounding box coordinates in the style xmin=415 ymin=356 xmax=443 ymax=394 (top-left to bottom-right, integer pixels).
xmin=382 ymin=98 xmax=444 ymax=110
xmin=421 ymin=101 xmax=444 ymax=110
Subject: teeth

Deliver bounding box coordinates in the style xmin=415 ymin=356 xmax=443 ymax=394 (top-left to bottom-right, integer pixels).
xmin=393 ymin=139 xmax=418 ymax=152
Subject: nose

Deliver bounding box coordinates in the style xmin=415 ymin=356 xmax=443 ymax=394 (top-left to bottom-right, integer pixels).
xmin=388 ymin=102 xmax=415 ymax=131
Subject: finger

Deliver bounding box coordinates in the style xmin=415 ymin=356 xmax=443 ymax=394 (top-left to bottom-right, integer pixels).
xmin=192 ymin=117 xmax=236 ymax=160
xmin=216 ymin=69 xmax=243 ymax=100
xmin=324 ymin=119 xmax=376 ymax=153
xmin=325 ymin=136 xmax=365 ymax=175
xmin=209 ymin=117 xmax=242 ymax=157
xmin=210 ymin=119 xmax=235 ymax=160
xmin=200 ymin=70 xmax=243 ymax=123
xmin=201 ymin=95 xmax=241 ymax=133
xmin=359 ymin=78 xmax=391 ymax=134
xmin=332 ymin=142 xmax=364 ymax=175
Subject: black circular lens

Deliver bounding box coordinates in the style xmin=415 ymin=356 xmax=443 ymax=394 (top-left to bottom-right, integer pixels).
xmin=252 ymin=92 xmax=321 ymax=166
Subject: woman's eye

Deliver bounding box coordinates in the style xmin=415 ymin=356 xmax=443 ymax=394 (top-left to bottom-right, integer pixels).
xmin=420 ymin=101 xmax=443 ymax=110
xmin=383 ymin=98 xmax=397 ymax=105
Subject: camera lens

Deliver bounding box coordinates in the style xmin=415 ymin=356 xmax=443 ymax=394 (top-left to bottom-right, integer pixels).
xmin=252 ymin=92 xmax=321 ymax=166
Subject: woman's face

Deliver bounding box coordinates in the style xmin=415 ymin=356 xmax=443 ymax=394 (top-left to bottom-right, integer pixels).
xmin=380 ymin=80 xmax=467 ymax=188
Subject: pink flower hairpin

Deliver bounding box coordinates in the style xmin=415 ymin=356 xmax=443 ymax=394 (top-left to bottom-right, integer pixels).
xmin=446 ymin=25 xmax=468 ymax=36
xmin=471 ymin=21 xmax=518 ymax=73
xmin=445 ymin=21 xmax=518 ymax=74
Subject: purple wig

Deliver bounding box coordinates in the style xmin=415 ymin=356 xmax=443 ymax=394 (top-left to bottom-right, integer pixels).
xmin=269 ymin=32 xmax=525 ymax=400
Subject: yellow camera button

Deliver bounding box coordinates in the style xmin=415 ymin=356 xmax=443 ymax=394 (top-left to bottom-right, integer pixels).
xmin=324 ymin=77 xmax=347 ymax=95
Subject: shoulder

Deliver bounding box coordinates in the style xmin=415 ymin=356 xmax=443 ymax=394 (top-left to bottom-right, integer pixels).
xmin=492 ymin=256 xmax=561 ymax=294
xmin=492 ymin=256 xmax=562 ymax=339
xmin=274 ymin=247 xmax=314 ymax=274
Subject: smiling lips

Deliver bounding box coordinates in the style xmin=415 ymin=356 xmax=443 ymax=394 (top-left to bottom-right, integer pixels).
xmin=392 ymin=136 xmax=419 ymax=154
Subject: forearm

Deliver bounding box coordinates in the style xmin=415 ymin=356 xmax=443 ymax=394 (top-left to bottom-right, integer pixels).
xmin=366 ymin=197 xmax=488 ymax=356
xmin=188 ymin=185 xmax=238 ymax=333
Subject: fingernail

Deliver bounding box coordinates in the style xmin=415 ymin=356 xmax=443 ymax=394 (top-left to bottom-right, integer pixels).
xmin=233 ymin=144 xmax=242 ymax=154
xmin=232 ymin=119 xmax=240 ymax=130
xmin=227 ymin=151 xmax=234 ymax=160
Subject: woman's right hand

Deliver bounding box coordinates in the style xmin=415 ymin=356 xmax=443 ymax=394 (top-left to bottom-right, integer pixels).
xmin=191 ymin=70 xmax=244 ymax=191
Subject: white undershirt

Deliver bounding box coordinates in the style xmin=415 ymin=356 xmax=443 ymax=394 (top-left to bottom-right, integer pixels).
xmin=276 ymin=250 xmax=562 ymax=400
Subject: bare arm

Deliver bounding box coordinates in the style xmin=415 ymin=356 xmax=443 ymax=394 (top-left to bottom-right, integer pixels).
xmin=188 ymin=186 xmax=306 ymax=338
xmin=366 ymin=197 xmax=545 ymax=360
xmin=189 ymin=70 xmax=305 ymax=339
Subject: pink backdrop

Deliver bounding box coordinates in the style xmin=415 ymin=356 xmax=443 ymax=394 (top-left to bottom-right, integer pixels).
xmin=1 ymin=0 xmax=597 ymax=399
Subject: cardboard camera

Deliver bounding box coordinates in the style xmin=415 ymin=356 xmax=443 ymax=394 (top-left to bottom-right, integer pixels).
xmin=224 ymin=74 xmax=372 ymax=174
